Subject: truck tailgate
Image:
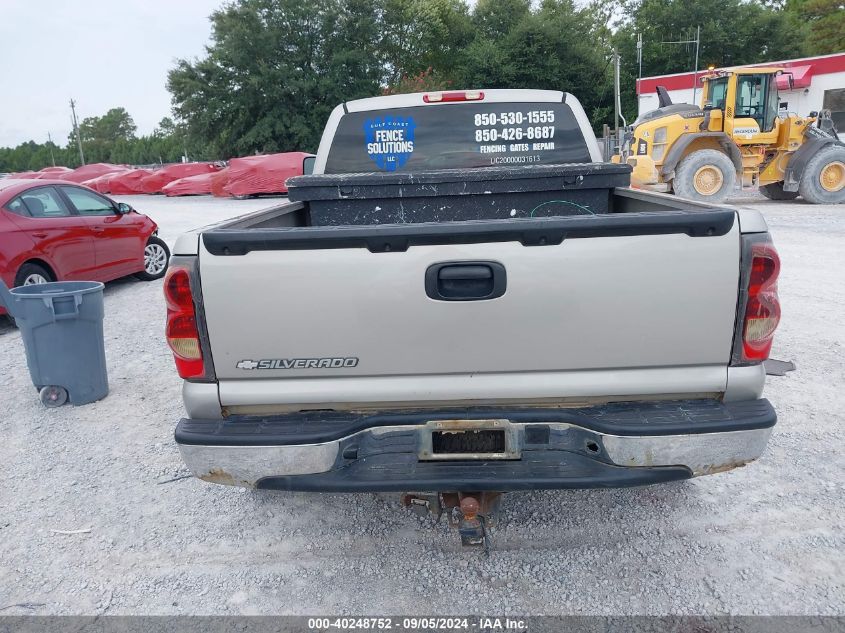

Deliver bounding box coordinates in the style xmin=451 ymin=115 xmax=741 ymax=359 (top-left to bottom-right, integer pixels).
xmin=198 ymin=212 xmax=740 ymax=407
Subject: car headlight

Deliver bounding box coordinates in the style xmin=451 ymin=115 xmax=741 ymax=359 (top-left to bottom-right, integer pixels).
xmin=654 ymin=127 xmax=667 ymax=144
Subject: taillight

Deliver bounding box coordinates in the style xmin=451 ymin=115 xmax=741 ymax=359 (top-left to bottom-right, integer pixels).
xmin=737 ymin=237 xmax=781 ymax=362
xmin=164 ymin=264 xmax=206 ymax=379
xmin=423 ymin=90 xmax=484 ymax=103
xmin=165 ymin=267 xmax=192 ymax=308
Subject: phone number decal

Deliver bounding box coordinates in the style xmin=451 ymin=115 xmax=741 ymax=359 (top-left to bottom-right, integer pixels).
xmin=475 ymin=127 xmax=554 ymax=142
xmin=474 ymin=110 xmax=555 ymax=126
xmin=474 ymin=110 xmax=557 ymax=160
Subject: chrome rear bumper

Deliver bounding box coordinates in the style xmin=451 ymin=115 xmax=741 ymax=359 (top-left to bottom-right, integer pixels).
xmin=175 ymin=399 xmax=776 ymax=491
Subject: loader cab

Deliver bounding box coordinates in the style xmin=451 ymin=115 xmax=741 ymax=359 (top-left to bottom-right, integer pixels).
xmin=735 ymin=73 xmax=779 ymax=133
xmin=701 ymin=69 xmax=781 ymax=145
xmin=703 ymin=76 xmax=729 ymax=113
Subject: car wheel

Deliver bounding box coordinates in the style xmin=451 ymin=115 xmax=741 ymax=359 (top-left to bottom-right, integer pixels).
xmin=14 ymin=262 xmax=54 ymax=287
xmin=135 ymin=236 xmax=170 ymax=281
xmin=672 ymin=149 xmax=736 ymax=204
xmin=798 ymin=144 xmax=845 ymax=204
xmin=759 ymin=181 xmax=799 ymax=201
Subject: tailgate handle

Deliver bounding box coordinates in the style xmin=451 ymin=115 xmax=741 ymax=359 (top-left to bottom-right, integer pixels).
xmin=425 ymin=261 xmax=507 ymax=301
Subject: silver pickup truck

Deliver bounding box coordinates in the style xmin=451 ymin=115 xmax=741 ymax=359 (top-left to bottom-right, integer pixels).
xmin=166 ymin=90 xmax=780 ymax=532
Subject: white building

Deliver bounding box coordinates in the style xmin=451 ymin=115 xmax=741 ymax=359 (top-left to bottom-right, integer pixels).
xmin=636 ymin=52 xmax=845 ymax=140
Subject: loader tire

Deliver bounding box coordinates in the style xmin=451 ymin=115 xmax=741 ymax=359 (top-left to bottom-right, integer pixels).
xmin=799 ymin=144 xmax=845 ymax=204
xmin=759 ymin=182 xmax=799 ymax=200
xmin=672 ymin=150 xmax=736 ymax=204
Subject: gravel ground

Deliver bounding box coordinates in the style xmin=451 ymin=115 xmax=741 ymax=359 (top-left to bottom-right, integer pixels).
xmin=0 ymin=193 xmax=842 ymax=616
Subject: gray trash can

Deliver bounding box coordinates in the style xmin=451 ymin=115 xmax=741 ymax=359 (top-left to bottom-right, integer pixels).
xmin=0 ymin=280 xmax=109 ymax=407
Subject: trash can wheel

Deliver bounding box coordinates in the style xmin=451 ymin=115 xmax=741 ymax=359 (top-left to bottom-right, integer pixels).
xmin=39 ymin=385 xmax=68 ymax=407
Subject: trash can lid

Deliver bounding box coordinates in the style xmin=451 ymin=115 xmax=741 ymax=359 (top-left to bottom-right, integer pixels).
xmin=10 ymin=281 xmax=104 ymax=299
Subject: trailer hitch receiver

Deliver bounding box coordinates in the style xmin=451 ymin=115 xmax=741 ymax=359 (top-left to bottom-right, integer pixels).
xmin=402 ymin=491 xmax=502 ymax=550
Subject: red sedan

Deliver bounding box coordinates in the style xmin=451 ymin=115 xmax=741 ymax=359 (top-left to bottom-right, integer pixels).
xmin=0 ymin=179 xmax=169 ymax=315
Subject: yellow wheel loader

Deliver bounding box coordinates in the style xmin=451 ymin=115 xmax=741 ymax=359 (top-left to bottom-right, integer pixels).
xmin=614 ymin=67 xmax=845 ymax=204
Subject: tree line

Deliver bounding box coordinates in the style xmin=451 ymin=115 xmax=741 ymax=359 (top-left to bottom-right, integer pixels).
xmin=0 ymin=108 xmax=210 ymax=173
xmin=2 ymin=0 xmax=842 ymax=172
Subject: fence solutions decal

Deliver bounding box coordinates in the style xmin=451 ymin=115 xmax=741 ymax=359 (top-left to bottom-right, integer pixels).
xmin=365 ymin=116 xmax=416 ymax=171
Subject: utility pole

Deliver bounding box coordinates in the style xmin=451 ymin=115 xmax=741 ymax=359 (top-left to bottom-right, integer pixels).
xmin=47 ymin=132 xmax=56 ymax=167
xmin=637 ymin=32 xmax=643 ymax=82
xmin=69 ymin=99 xmax=85 ymax=166
xmin=613 ymin=49 xmax=626 ymax=132
xmin=612 ymin=49 xmax=618 ymax=132
xmin=692 ymin=25 xmax=701 ymax=104
xmin=635 ymin=33 xmax=643 ymax=113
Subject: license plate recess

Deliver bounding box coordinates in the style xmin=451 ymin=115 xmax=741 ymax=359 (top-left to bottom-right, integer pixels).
xmin=418 ymin=419 xmax=521 ymax=461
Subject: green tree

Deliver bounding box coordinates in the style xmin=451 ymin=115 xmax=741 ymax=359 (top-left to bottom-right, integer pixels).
xmin=83 ymin=107 xmax=137 ymax=141
xmin=0 ymin=140 xmax=76 ymax=172
xmin=454 ymin=0 xmax=611 ymax=127
xmin=611 ymin=0 xmax=805 ymax=121
xmin=0 ymin=110 xmax=205 ymax=172
xmin=383 ymin=67 xmax=453 ymax=95
xmin=380 ymin=0 xmax=474 ymax=84
xmin=620 ymin=0 xmax=802 ymax=75
xmin=472 ymin=0 xmax=531 ymax=39
xmin=69 ymin=107 xmax=138 ymax=163
xmin=794 ymin=0 xmax=845 ymax=54
xmin=168 ymin=0 xmax=386 ymax=157
xmin=9 ymin=0 xmax=828 ymax=167
xmin=156 ymin=117 xmax=177 ymax=137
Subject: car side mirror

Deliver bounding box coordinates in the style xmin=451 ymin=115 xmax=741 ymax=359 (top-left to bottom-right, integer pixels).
xmin=116 ymin=202 xmax=133 ymax=214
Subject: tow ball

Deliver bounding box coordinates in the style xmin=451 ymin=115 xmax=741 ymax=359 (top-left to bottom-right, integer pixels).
xmin=457 ymin=497 xmax=485 ymax=547
xmin=402 ymin=492 xmax=502 ymax=550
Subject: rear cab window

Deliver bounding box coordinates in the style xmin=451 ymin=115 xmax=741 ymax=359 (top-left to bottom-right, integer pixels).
xmin=324 ymin=100 xmax=593 ymax=174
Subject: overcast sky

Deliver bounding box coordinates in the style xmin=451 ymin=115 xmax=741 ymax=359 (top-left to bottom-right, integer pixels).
xmin=0 ymin=0 xmax=225 ymax=148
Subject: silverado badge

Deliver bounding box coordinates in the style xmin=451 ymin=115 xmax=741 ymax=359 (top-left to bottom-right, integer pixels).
xmin=236 ymin=357 xmax=359 ymax=370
